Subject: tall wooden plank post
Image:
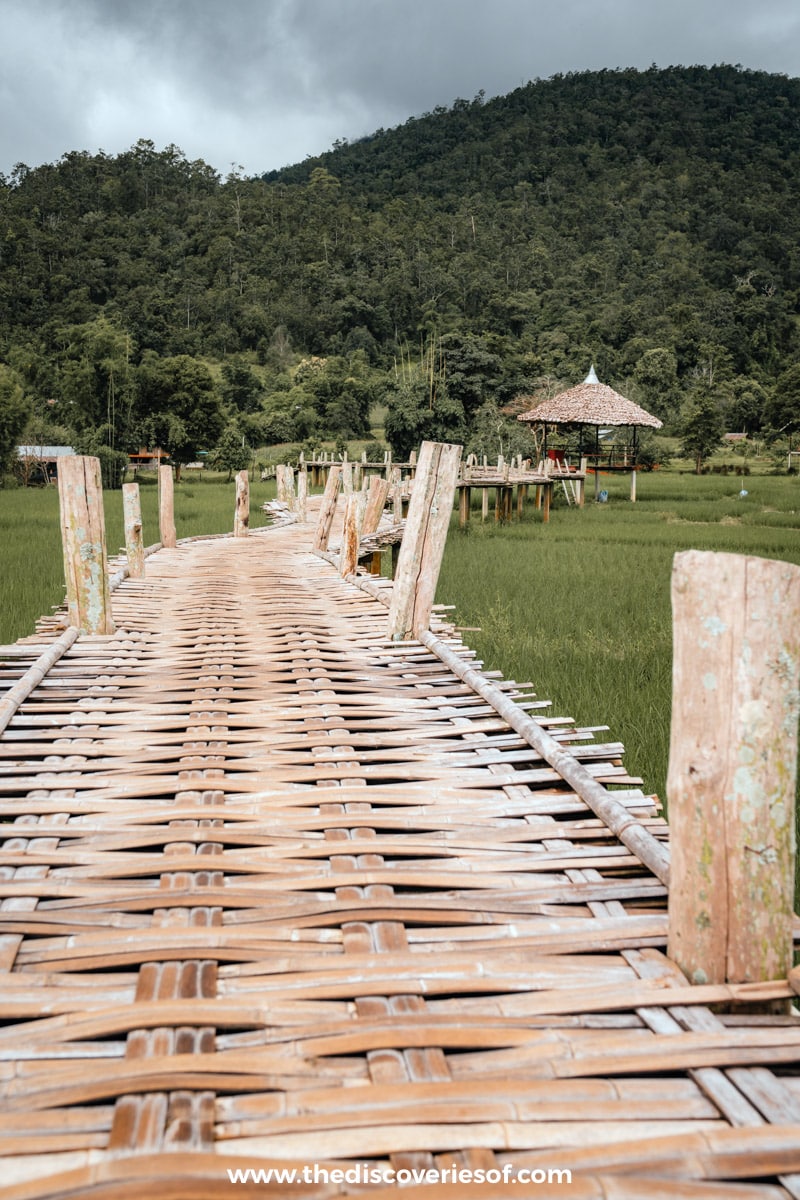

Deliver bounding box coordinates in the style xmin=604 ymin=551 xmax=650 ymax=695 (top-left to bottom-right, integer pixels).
xmin=122 ymin=482 xmax=145 ymax=578
xmin=667 ymin=550 xmax=800 ymax=996
xmin=234 ymin=470 xmax=249 ymax=537
xmin=296 ymin=465 xmax=308 ymax=523
xmin=312 ymin=464 xmax=342 ymax=552
xmin=387 ymin=441 xmax=462 ymax=641
xmin=57 ymin=455 xmax=115 ymax=635
xmin=158 ymin=464 xmax=177 ymax=548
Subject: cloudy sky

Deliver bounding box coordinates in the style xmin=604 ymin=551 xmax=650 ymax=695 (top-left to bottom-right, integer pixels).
xmin=2 ymin=0 xmax=800 ymax=179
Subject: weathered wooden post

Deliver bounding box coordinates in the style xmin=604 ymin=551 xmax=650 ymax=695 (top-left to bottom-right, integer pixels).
xmin=296 ymin=466 xmax=308 ymax=523
xmin=667 ymin=550 xmax=800 ymax=990
xmin=459 ymin=484 xmax=471 ymax=528
xmin=234 ymin=470 xmax=249 ymax=537
xmin=158 ymin=464 xmax=177 ymax=548
xmin=57 ymin=455 xmax=115 ymax=635
xmin=387 ymin=441 xmax=461 ymax=641
xmin=578 ymin=457 xmax=587 ymax=509
xmin=122 ymin=482 xmax=145 ymax=578
xmin=339 ymin=492 xmax=361 ymax=577
xmin=362 ymin=475 xmax=390 ymax=537
xmin=312 ymin=464 xmax=342 ymax=552
xmin=630 ymin=468 xmax=637 ymax=503
xmin=341 ymin=459 xmax=353 ymax=495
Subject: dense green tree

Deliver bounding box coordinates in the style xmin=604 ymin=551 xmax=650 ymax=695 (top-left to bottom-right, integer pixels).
xmin=764 ymin=363 xmax=800 ymax=435
xmin=208 ymin=422 xmax=251 ymax=479
xmin=680 ymin=387 xmax=725 ymax=473
xmin=135 ymin=354 xmax=224 ymax=473
xmin=0 ymin=366 xmax=31 ymax=479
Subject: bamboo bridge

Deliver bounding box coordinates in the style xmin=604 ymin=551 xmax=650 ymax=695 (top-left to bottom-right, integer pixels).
xmin=1 ymin=445 xmax=800 ymax=1199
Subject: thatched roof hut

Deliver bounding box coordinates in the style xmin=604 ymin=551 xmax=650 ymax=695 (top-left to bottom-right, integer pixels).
xmin=517 ymin=366 xmax=663 ymax=430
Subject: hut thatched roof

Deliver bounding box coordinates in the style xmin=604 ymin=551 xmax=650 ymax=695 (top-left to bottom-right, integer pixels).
xmin=517 ymin=367 xmax=662 ymax=429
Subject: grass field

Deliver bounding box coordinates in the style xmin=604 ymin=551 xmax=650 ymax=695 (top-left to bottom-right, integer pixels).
xmin=2 ymin=465 xmax=799 ymax=820
xmin=437 ymin=469 xmax=800 ymax=812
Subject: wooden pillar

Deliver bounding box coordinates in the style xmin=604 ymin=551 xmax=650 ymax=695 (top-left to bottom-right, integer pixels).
xmin=363 ymin=475 xmax=390 ymax=536
xmin=57 ymin=455 xmax=115 ymax=634
xmin=122 ymin=482 xmax=145 ymax=579
xmin=158 ymin=464 xmax=177 ymax=548
xmin=387 ymin=441 xmax=461 ymax=641
xmin=459 ymin=485 xmax=471 ymax=529
xmin=234 ymin=469 xmax=249 ymax=537
xmin=312 ymin=464 xmax=342 ymax=552
xmin=534 ymin=484 xmax=542 ymax=511
xmin=667 ymin=550 xmax=800 ymax=989
xmin=542 ymin=482 xmax=552 ymax=523
xmin=341 ymin=460 xmax=353 ymax=495
xmin=296 ymin=466 xmax=308 ymax=522
xmin=578 ymin=458 xmax=587 ymax=509
xmin=339 ymin=492 xmax=361 ymax=577
xmin=481 ymin=487 xmax=489 ymax=523
xmin=630 ymin=468 xmax=637 ymax=503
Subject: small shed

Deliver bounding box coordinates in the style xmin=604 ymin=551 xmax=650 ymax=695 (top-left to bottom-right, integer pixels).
xmin=516 ymin=367 xmax=662 ymax=499
xmin=16 ymin=445 xmax=74 ymax=484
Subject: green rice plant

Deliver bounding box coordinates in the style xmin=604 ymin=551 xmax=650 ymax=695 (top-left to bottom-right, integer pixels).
xmin=437 ymin=471 xmax=800 ymax=818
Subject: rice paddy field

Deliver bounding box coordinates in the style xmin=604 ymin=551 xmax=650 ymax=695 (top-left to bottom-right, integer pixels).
xmin=438 ymin=469 xmax=800 ymax=815
xmin=1 ymin=466 xmax=799 ymax=820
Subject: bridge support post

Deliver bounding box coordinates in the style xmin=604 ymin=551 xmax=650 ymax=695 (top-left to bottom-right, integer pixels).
xmin=122 ymin=482 xmax=145 ymax=577
xmin=312 ymin=464 xmax=342 ymax=552
xmin=296 ymin=466 xmax=308 ymax=523
xmin=339 ymin=492 xmax=362 ymax=576
xmin=387 ymin=440 xmax=461 ymax=641
xmin=234 ymin=470 xmax=249 ymax=537
xmin=158 ymin=465 xmax=177 ymax=548
xmin=57 ymin=455 xmax=115 ymax=634
xmin=667 ymin=550 xmax=800 ymax=991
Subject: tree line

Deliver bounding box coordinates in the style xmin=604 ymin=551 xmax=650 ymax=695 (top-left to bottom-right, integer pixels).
xmin=2 ymin=64 xmax=800 ymax=479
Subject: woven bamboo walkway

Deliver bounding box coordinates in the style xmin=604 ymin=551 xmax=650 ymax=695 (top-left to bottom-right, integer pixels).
xmin=2 ymin=508 xmax=800 ymax=1199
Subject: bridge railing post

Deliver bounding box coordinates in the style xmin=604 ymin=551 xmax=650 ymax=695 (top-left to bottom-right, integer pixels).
xmin=158 ymin=465 xmax=177 ymax=548
xmin=122 ymin=482 xmax=145 ymax=577
xmin=57 ymin=455 xmax=115 ymax=634
xmin=667 ymin=549 xmax=800 ymax=990
xmin=296 ymin=465 xmax=308 ymax=523
xmin=234 ymin=470 xmax=249 ymax=537
xmin=387 ymin=440 xmax=461 ymax=641
xmin=312 ymin=464 xmax=342 ymax=552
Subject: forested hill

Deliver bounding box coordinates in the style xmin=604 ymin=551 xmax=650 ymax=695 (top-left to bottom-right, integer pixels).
xmin=2 ymin=65 xmax=800 ymax=474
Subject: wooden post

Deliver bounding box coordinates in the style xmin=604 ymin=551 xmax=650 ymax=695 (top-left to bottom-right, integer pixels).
xmin=630 ymin=468 xmax=637 ymax=502
xmin=339 ymin=492 xmax=361 ymax=577
xmin=122 ymin=482 xmax=145 ymax=578
xmin=341 ymin=460 xmax=353 ymax=495
xmin=234 ymin=469 xmax=249 ymax=537
xmin=387 ymin=441 xmax=461 ymax=641
xmin=158 ymin=465 xmax=177 ymax=548
xmin=296 ymin=466 xmax=308 ymax=522
xmin=481 ymin=487 xmax=489 ymax=522
xmin=578 ymin=457 xmax=587 ymax=508
xmin=459 ymin=485 xmax=471 ymax=528
xmin=363 ymin=475 xmax=390 ymax=536
xmin=312 ymin=464 xmax=342 ymax=552
xmin=542 ymin=482 xmax=552 ymax=523
xmin=57 ymin=455 xmax=115 ymax=634
xmin=667 ymin=550 xmax=800 ymax=989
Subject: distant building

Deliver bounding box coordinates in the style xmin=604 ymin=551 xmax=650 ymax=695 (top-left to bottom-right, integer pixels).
xmin=128 ymin=447 xmax=168 ymax=471
xmin=16 ymin=445 xmax=74 ymax=484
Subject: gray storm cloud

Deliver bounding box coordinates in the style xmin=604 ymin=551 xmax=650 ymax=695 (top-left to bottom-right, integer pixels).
xmin=2 ymin=0 xmax=799 ymax=176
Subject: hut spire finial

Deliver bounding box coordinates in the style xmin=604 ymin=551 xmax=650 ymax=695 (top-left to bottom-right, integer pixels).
xmin=584 ymin=364 xmax=600 ymax=385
